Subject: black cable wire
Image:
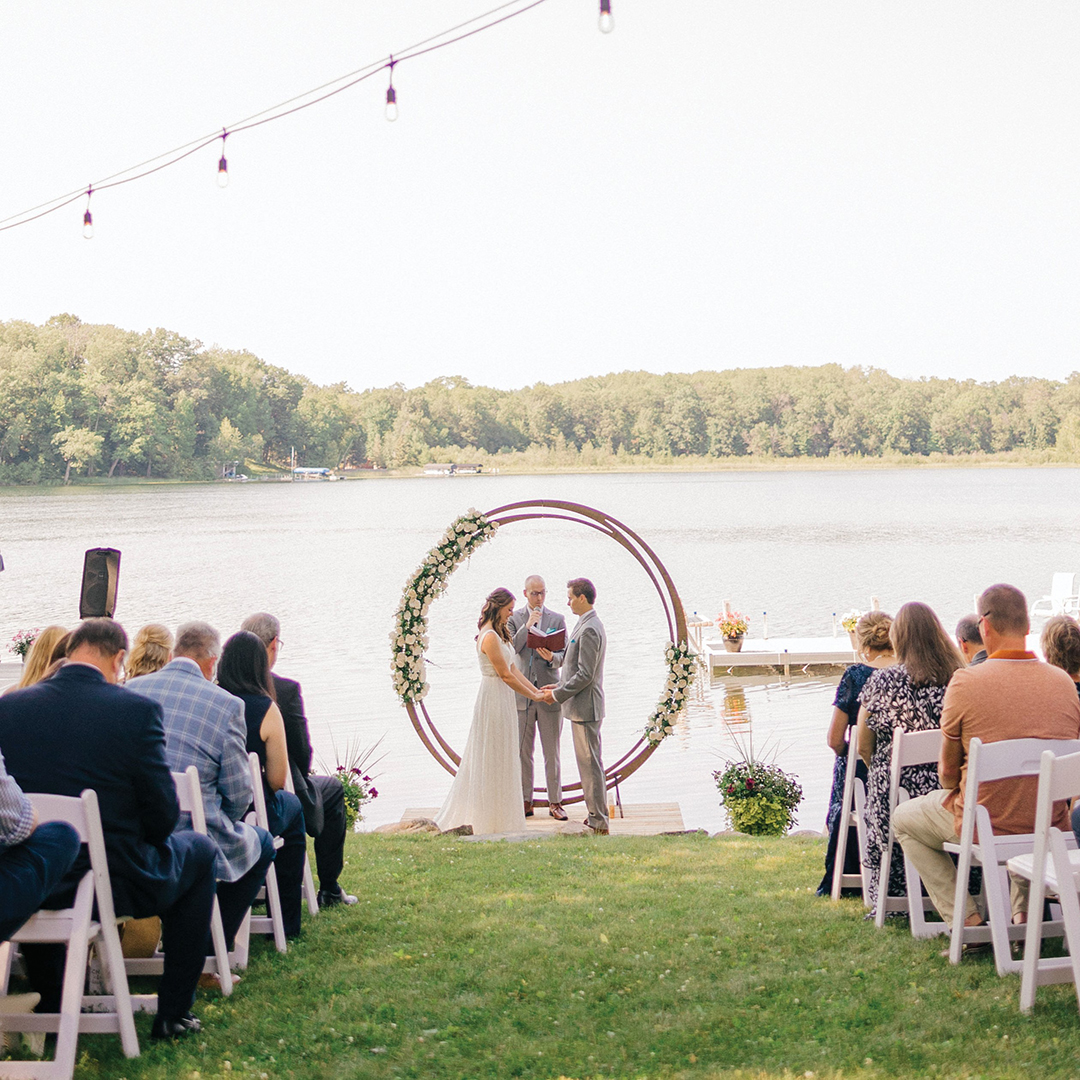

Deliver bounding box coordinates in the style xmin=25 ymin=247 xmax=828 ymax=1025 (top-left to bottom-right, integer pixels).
xmin=0 ymin=0 xmax=554 ymax=234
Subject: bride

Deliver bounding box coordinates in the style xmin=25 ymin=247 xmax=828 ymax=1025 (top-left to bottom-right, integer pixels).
xmin=435 ymin=587 xmax=552 ymax=835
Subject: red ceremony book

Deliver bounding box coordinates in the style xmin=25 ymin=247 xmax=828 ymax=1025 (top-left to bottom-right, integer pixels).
xmin=527 ymin=626 xmax=566 ymax=652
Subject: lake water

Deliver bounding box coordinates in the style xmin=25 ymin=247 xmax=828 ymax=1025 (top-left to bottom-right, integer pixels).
xmin=1 ymin=467 xmax=1078 ymax=836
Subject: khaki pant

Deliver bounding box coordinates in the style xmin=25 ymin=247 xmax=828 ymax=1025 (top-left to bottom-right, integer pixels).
xmin=892 ymin=788 xmax=1029 ymax=928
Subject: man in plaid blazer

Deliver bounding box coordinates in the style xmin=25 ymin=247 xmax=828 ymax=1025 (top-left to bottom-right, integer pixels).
xmin=128 ymin=621 xmax=275 ymax=950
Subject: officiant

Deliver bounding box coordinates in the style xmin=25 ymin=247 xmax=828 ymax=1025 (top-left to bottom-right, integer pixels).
xmin=508 ymin=575 xmax=568 ymax=820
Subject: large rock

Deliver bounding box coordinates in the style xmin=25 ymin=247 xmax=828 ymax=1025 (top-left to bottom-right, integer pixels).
xmin=373 ymin=818 xmax=441 ymax=834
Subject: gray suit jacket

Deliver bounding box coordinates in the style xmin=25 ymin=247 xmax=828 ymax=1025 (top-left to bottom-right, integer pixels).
xmin=128 ymin=658 xmax=260 ymax=883
xmin=507 ymin=605 xmax=566 ymax=713
xmin=553 ymin=608 xmax=606 ymax=724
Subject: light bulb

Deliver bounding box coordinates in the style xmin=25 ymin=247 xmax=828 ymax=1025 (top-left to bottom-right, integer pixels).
xmin=217 ymin=155 xmax=229 ymax=188
xmin=385 ymin=85 xmax=398 ymax=122
xmin=599 ymin=0 xmax=614 ymax=33
xmin=82 ymin=209 xmax=93 ymax=240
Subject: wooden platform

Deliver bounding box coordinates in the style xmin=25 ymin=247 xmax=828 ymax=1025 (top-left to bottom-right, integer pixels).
xmin=705 ymin=636 xmax=856 ymax=675
xmin=400 ymin=802 xmax=685 ymax=837
xmin=0 ymin=663 xmax=20 ymax=692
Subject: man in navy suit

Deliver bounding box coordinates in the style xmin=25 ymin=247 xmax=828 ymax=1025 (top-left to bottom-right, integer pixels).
xmin=0 ymin=618 xmax=217 ymax=1040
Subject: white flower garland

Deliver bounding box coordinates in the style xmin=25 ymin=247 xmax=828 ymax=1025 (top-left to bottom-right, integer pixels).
xmin=391 ymin=506 xmax=693 ymax=750
xmin=643 ymin=642 xmax=697 ymax=746
xmin=390 ymin=508 xmax=498 ymax=704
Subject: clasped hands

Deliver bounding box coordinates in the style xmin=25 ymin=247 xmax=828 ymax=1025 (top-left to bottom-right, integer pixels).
xmin=537 ymin=683 xmax=558 ymax=705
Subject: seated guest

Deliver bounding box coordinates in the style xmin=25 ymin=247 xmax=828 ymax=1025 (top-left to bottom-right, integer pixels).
xmin=241 ymin=613 xmax=355 ymax=907
xmin=0 ymin=748 xmax=81 ymax=943
xmin=817 ymin=611 xmax=894 ymax=896
xmin=128 ymin=622 xmax=275 ymax=953
xmin=126 ymin=623 xmax=174 ymax=681
xmin=0 ymin=618 xmax=216 ymax=1039
xmin=2 ymin=625 xmax=68 ymax=696
xmin=1041 ymin=614 xmax=1080 ymax=697
xmin=857 ymin=602 xmax=964 ymax=916
xmin=955 ymin=614 xmax=987 ymax=666
xmin=894 ymin=585 xmax=1080 ymax=928
xmin=217 ymin=631 xmax=305 ymax=938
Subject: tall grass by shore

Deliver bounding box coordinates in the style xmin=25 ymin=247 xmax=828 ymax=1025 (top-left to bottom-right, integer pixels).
xmin=24 ymin=831 xmax=1080 ymax=1080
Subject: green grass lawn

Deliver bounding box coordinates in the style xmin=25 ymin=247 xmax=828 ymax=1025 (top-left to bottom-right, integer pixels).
xmin=13 ymin=832 xmax=1080 ymax=1079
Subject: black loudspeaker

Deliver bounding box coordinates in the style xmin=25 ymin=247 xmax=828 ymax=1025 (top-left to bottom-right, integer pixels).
xmin=79 ymin=548 xmax=121 ymax=618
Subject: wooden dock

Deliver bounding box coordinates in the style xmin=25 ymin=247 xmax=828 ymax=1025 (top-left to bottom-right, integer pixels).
xmin=705 ymin=636 xmax=856 ymax=675
xmin=0 ymin=663 xmax=20 ymax=693
xmin=400 ymin=802 xmax=685 ymax=837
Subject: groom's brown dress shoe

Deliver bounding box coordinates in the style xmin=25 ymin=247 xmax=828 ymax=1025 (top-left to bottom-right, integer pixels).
xmin=584 ymin=822 xmax=610 ymax=835
xmin=524 ymin=801 xmax=534 ymax=817
xmin=549 ymin=804 xmax=568 ymax=821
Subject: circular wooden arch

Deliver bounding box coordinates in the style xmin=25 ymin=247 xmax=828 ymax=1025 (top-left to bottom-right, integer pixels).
xmin=404 ymin=499 xmax=688 ymax=806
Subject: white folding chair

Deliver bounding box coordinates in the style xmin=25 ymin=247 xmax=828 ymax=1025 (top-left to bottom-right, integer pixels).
xmin=1006 ymin=749 xmax=1080 ymax=1013
xmin=875 ymin=728 xmax=946 ymax=936
xmin=282 ymin=767 xmax=319 ymax=916
xmin=1031 ymin=573 xmax=1079 ymax=619
xmin=0 ymin=790 xmax=139 ymax=1079
xmin=240 ymin=753 xmax=287 ymax=958
xmin=830 ymin=735 xmax=870 ymax=902
xmin=122 ymin=767 xmax=235 ymax=998
xmin=945 ymin=737 xmax=1080 ymax=975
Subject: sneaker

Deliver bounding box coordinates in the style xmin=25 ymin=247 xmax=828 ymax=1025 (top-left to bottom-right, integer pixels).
xmin=318 ymin=887 xmax=359 ymax=908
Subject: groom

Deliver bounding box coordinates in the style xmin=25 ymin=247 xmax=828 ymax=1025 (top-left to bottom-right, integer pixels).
xmin=507 ymin=576 xmax=568 ymax=820
xmin=548 ymin=577 xmax=609 ymax=835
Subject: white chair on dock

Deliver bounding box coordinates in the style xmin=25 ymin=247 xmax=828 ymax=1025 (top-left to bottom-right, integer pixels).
xmin=122 ymin=767 xmax=236 ymax=1000
xmin=830 ymin=735 xmax=870 ymax=902
xmin=0 ymin=789 xmax=139 ymax=1079
xmin=1031 ymin=573 xmax=1080 ymax=619
xmin=1006 ymin=748 xmax=1080 ymax=1014
xmin=945 ymin=737 xmax=1080 ymax=976
xmin=876 ymin=728 xmax=945 ymax=936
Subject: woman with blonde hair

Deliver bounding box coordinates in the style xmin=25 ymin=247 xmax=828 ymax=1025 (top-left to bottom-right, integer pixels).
xmin=817 ymin=611 xmax=895 ymax=895
xmin=125 ymin=624 xmax=174 ymax=681
xmin=1042 ymin=615 xmax=1080 ymax=693
xmin=7 ymin=625 xmax=68 ymax=694
xmin=857 ymin=601 xmax=964 ymax=913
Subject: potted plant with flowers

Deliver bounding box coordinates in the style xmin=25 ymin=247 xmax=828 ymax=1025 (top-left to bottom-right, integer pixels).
xmin=320 ymin=737 xmax=384 ymax=831
xmin=717 ymin=610 xmax=749 ymax=652
xmin=714 ymin=739 xmax=803 ymax=836
xmin=9 ymin=629 xmax=39 ymax=665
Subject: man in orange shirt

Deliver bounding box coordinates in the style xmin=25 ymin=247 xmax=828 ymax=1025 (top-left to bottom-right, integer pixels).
xmin=893 ymin=584 xmax=1080 ymax=928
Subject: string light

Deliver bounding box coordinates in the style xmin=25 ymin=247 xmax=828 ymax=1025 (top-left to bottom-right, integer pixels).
xmin=82 ymin=187 xmax=93 ymax=239
xmin=0 ymin=0 xmax=554 ymax=236
xmin=385 ymin=57 xmax=398 ymax=122
xmin=216 ymin=129 xmax=229 ymax=188
xmin=599 ymin=0 xmax=614 ymax=34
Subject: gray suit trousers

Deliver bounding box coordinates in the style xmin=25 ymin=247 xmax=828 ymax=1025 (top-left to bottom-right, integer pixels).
xmin=519 ymin=703 xmax=562 ymax=803
xmin=571 ymin=719 xmax=609 ymax=830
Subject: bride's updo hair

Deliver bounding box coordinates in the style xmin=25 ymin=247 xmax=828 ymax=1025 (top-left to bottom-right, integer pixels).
xmin=478 ymin=587 xmax=516 ymax=641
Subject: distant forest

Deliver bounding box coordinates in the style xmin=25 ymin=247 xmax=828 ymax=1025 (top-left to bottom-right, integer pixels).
xmin=2 ymin=314 xmax=1080 ymax=483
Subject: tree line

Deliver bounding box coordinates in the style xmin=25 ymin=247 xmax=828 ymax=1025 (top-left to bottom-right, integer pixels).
xmin=2 ymin=314 xmax=1079 ymax=483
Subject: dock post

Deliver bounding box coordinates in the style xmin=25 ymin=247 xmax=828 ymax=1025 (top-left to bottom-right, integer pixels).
xmin=783 ymin=649 xmax=790 ymax=679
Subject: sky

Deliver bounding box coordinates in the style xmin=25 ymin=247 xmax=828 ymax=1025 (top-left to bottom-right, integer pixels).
xmin=1 ymin=1 xmax=1078 ymax=392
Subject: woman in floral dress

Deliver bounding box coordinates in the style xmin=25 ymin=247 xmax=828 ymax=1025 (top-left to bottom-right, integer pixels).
xmin=857 ymin=602 xmax=964 ymax=914
xmin=816 ymin=611 xmax=895 ymax=896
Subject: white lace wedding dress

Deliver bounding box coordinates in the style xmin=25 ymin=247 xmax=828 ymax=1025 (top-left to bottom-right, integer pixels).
xmin=434 ymin=629 xmax=528 ymax=835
